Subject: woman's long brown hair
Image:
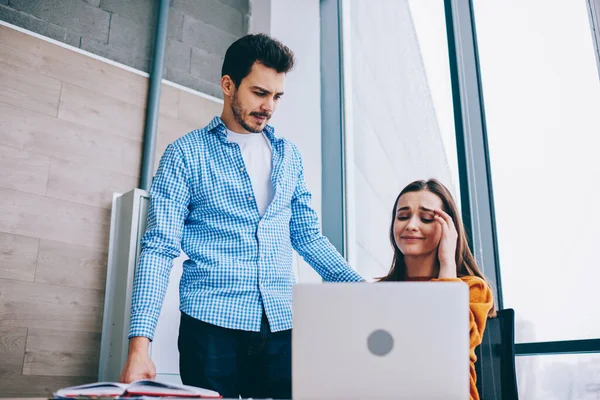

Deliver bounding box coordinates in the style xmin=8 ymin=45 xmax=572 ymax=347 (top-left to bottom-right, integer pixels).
xmin=378 ymin=179 xmax=496 ymax=317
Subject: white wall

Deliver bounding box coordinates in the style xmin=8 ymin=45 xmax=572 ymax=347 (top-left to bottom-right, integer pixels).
xmin=346 ymin=0 xmax=455 ymax=281
xmin=250 ymin=0 xmax=323 ymax=282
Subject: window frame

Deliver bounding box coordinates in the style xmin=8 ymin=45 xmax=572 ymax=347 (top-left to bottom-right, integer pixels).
xmin=320 ymin=0 xmax=600 ymax=357
xmin=587 ymin=0 xmax=600 ymax=80
xmin=444 ymin=0 xmax=600 ymax=356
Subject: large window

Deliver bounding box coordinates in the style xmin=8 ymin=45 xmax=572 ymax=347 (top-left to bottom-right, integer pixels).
xmin=472 ymin=0 xmax=600 ymax=341
xmin=322 ymin=1 xmax=600 ymax=396
xmin=471 ymin=0 xmax=600 ymax=397
xmin=338 ymin=0 xmax=459 ymax=281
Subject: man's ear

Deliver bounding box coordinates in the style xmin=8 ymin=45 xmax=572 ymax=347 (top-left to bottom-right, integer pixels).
xmin=221 ymin=75 xmax=235 ymax=97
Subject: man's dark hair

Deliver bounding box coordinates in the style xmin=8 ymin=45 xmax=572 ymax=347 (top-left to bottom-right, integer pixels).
xmin=221 ymin=33 xmax=295 ymax=87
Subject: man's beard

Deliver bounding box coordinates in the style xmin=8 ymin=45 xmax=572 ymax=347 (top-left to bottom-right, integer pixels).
xmin=231 ymin=91 xmax=271 ymax=133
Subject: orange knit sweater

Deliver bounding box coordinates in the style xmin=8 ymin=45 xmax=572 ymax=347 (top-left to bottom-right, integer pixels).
xmin=431 ymin=276 xmax=494 ymax=400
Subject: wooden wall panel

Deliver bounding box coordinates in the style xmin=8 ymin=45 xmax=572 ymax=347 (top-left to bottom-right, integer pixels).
xmin=0 ymin=327 xmax=27 ymax=375
xmin=23 ymin=329 xmax=101 ymax=377
xmin=0 ymin=188 xmax=111 ymax=249
xmin=0 ymin=144 xmax=50 ymax=195
xmin=46 ymin=158 xmax=138 ymax=209
xmin=0 ymin=105 xmax=143 ymax=178
xmin=178 ymin=90 xmax=222 ymax=126
xmin=0 ymin=22 xmax=222 ymax=396
xmin=160 ymin=84 xmax=181 ymax=119
xmin=154 ymin=114 xmax=200 ymax=171
xmin=0 ymin=232 xmax=38 ymax=282
xmin=35 ymin=239 xmax=108 ymax=290
xmin=0 ymin=60 xmax=61 ymax=117
xmin=0 ymin=27 xmax=178 ymax=118
xmin=57 ymin=83 xmax=146 ymax=142
xmin=0 ymin=280 xmax=104 ymax=332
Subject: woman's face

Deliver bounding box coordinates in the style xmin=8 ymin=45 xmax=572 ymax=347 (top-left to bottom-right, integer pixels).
xmin=393 ymin=190 xmax=444 ymax=257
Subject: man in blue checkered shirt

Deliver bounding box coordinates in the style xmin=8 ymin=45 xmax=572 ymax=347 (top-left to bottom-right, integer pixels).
xmin=119 ymin=34 xmax=364 ymax=398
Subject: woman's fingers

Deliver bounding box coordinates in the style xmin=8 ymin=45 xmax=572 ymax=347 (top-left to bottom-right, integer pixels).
xmin=434 ymin=214 xmax=448 ymax=232
xmin=434 ymin=209 xmax=456 ymax=232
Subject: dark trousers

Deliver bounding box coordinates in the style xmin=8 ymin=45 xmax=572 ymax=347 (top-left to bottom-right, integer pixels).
xmin=178 ymin=312 xmax=292 ymax=399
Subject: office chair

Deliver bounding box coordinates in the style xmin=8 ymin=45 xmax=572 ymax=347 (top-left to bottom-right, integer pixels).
xmin=474 ymin=308 xmax=519 ymax=400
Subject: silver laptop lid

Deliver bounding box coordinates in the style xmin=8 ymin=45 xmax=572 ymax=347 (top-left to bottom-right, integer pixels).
xmin=292 ymin=281 xmax=470 ymax=400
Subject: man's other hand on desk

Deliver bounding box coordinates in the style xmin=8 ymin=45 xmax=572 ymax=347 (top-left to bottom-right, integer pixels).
xmin=120 ymin=336 xmax=156 ymax=383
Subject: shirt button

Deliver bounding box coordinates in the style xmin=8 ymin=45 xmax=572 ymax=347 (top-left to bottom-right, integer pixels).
xmin=248 ymin=196 xmax=253 ymax=201
xmin=240 ymin=167 xmax=245 ymax=172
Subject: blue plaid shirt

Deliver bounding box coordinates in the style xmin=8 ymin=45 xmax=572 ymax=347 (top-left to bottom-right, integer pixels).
xmin=129 ymin=116 xmax=363 ymax=339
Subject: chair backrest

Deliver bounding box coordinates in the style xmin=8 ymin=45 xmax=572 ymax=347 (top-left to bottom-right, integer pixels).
xmin=474 ymin=308 xmax=519 ymax=400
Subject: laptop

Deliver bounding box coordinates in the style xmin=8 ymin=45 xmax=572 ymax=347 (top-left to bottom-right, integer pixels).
xmin=292 ymin=281 xmax=470 ymax=400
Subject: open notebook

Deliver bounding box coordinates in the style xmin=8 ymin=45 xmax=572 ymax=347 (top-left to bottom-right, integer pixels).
xmin=53 ymin=379 xmax=221 ymax=398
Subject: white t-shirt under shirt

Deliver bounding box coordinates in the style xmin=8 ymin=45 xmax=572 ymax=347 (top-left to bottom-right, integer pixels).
xmin=226 ymin=129 xmax=274 ymax=216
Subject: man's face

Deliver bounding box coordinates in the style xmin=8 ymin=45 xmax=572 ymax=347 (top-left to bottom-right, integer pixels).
xmin=230 ymin=62 xmax=285 ymax=133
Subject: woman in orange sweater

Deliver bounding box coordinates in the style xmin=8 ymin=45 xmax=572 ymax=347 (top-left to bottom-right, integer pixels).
xmin=378 ymin=179 xmax=495 ymax=400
